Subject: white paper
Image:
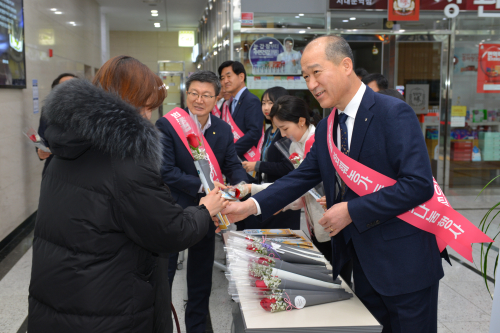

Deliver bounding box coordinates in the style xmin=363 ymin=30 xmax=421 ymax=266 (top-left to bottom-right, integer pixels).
xmin=451 ymin=116 xmax=466 ymax=127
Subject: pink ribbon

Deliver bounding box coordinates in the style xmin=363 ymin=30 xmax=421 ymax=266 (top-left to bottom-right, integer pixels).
xmin=283 ymin=292 xmax=299 ymax=311
xmin=215 ymin=100 xmax=264 ymax=162
xmin=164 ymin=108 xmax=223 ymax=183
xmin=326 ymin=109 xmax=493 ymax=262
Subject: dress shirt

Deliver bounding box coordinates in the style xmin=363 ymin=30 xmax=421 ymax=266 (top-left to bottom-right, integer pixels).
xmin=216 ymin=98 xmax=225 ymax=110
xmin=336 ymin=83 xmax=366 ymax=151
xmin=232 ymin=86 xmax=247 ymax=114
xmin=251 ymin=84 xmax=366 ymax=216
xmin=188 ymin=110 xmax=212 ymax=193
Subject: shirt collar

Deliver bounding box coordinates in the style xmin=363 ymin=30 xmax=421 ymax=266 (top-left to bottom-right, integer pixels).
xmin=188 ymin=109 xmax=212 ymax=135
xmin=338 ymin=82 xmax=366 ymax=120
xmin=233 ymin=86 xmax=247 ymax=102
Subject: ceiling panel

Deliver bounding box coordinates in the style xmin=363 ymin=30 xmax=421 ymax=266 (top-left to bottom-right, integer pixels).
xmin=96 ymin=0 xmax=207 ymax=31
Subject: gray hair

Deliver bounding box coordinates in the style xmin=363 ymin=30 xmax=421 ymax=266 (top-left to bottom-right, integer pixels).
xmin=310 ymin=35 xmax=354 ymax=67
xmin=186 ymin=70 xmax=221 ymax=96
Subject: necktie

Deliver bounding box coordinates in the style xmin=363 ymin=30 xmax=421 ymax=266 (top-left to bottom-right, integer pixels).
xmin=231 ymin=98 xmax=237 ymax=114
xmin=337 ymin=112 xmax=351 ymax=243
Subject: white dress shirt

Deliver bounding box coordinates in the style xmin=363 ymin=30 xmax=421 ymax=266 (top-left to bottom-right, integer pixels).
xmin=337 ymin=83 xmax=366 ymax=152
xmin=251 ymin=83 xmax=367 ymax=216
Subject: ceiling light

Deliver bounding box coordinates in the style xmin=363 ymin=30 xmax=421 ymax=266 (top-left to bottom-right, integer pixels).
xmin=154 ymin=23 xmax=161 ymax=28
xmin=69 ymin=21 xmax=76 ymax=25
xmin=55 ymin=11 xmax=62 ymax=14
xmin=342 ymin=20 xmax=348 ymax=22
xmin=214 ymin=51 xmax=218 ymax=55
xmin=50 ymin=8 xmax=57 ymax=11
xmin=350 ymin=17 xmax=356 ymax=20
xmin=152 ymin=13 xmax=158 ymax=16
xmin=299 ymin=30 xmax=305 ymax=34
xmin=298 ymin=13 xmax=304 ymax=16
xmin=295 ymin=16 xmax=300 ymax=18
xmin=151 ymin=10 xmax=158 ymax=13
xmin=307 ymin=27 xmax=311 ymax=29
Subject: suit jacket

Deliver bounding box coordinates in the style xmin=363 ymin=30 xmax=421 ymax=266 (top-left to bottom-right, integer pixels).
xmin=156 ymin=112 xmax=248 ymax=209
xmin=253 ymin=87 xmax=444 ymax=297
xmin=229 ymin=88 xmax=264 ymax=158
xmin=256 ymin=127 xmax=294 ymax=183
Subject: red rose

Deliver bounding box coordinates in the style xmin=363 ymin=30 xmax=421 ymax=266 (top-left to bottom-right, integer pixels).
xmin=255 ymin=279 xmax=267 ymax=288
xmin=234 ymin=188 xmax=241 ymax=198
xmin=260 ymin=298 xmax=276 ymax=312
xmin=258 ymin=257 xmax=270 ymax=265
xmin=246 ymin=244 xmax=257 ymax=251
xmin=187 ymin=134 xmax=200 ymax=148
xmin=29 ymin=134 xmax=37 ymax=142
xmin=289 ymin=152 xmax=299 ymax=160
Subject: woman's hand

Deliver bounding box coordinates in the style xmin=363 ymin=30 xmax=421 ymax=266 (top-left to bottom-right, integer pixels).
xmin=213 ymin=181 xmax=227 ymax=190
xmin=199 ymin=187 xmax=228 ymax=216
xmin=317 ymin=196 xmax=327 ymax=211
xmin=37 ymin=149 xmax=51 ymax=160
xmin=242 ymin=161 xmax=256 ymax=172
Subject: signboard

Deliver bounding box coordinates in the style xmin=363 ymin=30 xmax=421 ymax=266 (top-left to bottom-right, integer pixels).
xmin=178 ymin=31 xmax=195 ymax=47
xmin=32 ymin=79 xmax=39 ymax=114
xmin=477 ymin=43 xmax=500 ymax=93
xmin=388 ymin=0 xmax=420 ymax=21
xmin=249 ymin=37 xmax=303 ymax=75
xmin=406 ymin=84 xmax=429 ymax=114
xmin=329 ymin=0 xmax=500 ymax=18
xmin=241 ymin=12 xmax=254 ymax=26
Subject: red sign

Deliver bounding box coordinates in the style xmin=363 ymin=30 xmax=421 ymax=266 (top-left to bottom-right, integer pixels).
xmin=477 ymin=43 xmax=500 ymax=94
xmin=241 ymin=12 xmax=254 ymax=26
xmin=388 ymin=0 xmax=420 ymax=21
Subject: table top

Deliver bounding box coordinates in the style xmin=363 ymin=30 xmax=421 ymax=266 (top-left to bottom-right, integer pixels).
xmin=224 ymin=230 xmax=382 ymax=332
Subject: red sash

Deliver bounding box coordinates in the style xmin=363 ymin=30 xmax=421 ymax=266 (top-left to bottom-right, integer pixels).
xmin=326 ymin=109 xmax=492 ymax=262
xmin=164 ymin=108 xmax=223 ymax=183
xmin=214 ymin=100 xmax=264 ymax=162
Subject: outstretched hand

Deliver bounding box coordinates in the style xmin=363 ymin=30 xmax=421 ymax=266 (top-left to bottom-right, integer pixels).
xmin=222 ymin=200 xmax=258 ymax=223
xmin=318 ymin=202 xmax=352 ymax=237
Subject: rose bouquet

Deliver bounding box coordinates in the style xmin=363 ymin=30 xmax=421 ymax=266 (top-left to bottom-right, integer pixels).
xmin=259 ymin=289 xmax=353 ymax=312
xmin=24 ymin=127 xmax=50 ymax=153
xmin=221 ymin=181 xmax=249 ymax=201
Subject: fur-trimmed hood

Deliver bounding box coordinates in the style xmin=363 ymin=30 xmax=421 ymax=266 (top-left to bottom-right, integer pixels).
xmin=42 ymin=79 xmax=162 ymax=169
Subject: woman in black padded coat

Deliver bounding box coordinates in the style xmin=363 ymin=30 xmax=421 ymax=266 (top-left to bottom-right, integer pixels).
xmin=27 ymin=56 xmax=226 ymax=333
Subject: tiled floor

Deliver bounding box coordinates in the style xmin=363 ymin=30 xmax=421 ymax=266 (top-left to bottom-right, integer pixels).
xmin=0 ymin=206 xmax=498 ymax=333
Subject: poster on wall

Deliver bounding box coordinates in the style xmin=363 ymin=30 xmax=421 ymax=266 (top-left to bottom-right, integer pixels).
xmin=454 ymin=46 xmax=478 ymax=75
xmin=249 ymin=37 xmax=302 ymax=75
xmin=241 ymin=12 xmax=254 ymax=26
xmin=477 ymin=43 xmax=500 ymax=93
xmin=388 ymin=0 xmax=420 ymax=21
xmin=406 ymin=84 xmax=429 ymax=114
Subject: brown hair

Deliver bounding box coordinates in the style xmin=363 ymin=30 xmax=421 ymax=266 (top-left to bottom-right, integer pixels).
xmin=92 ymin=55 xmax=166 ymax=109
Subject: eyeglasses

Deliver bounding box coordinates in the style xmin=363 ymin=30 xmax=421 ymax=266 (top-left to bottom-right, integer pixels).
xmin=187 ymin=91 xmax=215 ymax=101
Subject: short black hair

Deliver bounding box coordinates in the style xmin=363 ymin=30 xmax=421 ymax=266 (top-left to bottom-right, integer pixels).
xmin=186 ymin=70 xmax=221 ymax=96
xmin=378 ymin=88 xmax=404 ymax=101
xmin=269 ymin=95 xmax=322 ymax=127
xmin=51 ymin=73 xmax=77 ymax=89
xmin=261 ymin=86 xmax=289 ymax=104
xmin=362 ymin=73 xmax=388 ymax=90
xmin=355 ymin=68 xmax=369 ymax=79
xmin=218 ymin=61 xmax=246 ymax=82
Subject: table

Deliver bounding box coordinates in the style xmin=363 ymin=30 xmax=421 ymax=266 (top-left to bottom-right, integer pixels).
xmin=224 ymin=230 xmax=382 ymax=333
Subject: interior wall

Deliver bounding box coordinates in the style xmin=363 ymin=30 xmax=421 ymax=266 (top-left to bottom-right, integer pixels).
xmin=109 ymin=31 xmax=196 ymax=75
xmin=0 ymin=0 xmax=102 ymax=243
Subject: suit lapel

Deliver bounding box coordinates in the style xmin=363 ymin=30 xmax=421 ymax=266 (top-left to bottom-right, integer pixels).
xmin=349 ymin=89 xmax=375 ymax=162
xmin=232 ymin=88 xmax=248 ymax=119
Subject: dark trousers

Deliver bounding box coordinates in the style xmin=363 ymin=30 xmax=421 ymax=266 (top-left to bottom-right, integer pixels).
xmin=168 ymin=223 xmax=216 ymax=333
xmin=352 ymin=249 xmax=439 ymax=333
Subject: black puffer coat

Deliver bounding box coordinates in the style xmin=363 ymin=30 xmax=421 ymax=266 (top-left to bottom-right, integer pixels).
xmin=28 ymin=79 xmax=210 ymax=332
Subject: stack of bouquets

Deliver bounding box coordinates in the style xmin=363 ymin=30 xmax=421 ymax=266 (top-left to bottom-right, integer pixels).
xmin=225 ymin=232 xmax=353 ymax=313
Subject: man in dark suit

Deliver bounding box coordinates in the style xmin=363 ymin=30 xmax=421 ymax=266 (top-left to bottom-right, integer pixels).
xmin=156 ymin=71 xmax=248 ymax=333
xmin=223 ymin=36 xmax=444 ymax=333
xmin=217 ymin=61 xmax=264 ymax=159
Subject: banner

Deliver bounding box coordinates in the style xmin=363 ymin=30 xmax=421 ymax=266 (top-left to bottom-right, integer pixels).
xmin=326 ymin=110 xmax=493 ymax=262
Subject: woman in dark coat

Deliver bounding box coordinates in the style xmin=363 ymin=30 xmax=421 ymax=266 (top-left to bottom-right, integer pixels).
xmin=27 ymin=56 xmax=226 ymax=333
xmin=242 ymin=87 xmax=301 ymax=229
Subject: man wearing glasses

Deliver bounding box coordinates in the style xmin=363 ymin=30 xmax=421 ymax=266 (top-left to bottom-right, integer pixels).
xmin=156 ymin=71 xmax=248 ymax=333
